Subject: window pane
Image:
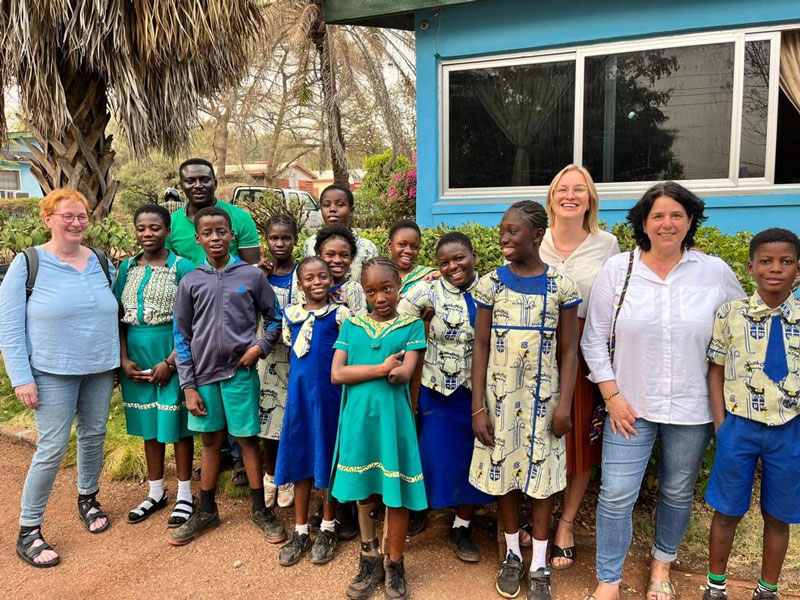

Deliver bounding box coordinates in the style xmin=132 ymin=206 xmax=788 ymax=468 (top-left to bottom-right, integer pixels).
xmin=740 ymin=40 xmax=771 ymax=178
xmin=584 ymin=43 xmax=734 ymax=182
xmin=448 ymin=61 xmax=575 ymax=188
xmin=0 ymin=169 xmax=20 ymax=189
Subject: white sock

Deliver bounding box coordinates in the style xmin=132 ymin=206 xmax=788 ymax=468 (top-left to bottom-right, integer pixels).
xmin=504 ymin=530 xmax=521 ymax=559
xmin=530 ymin=537 xmax=548 ymax=571
xmin=149 ymin=478 xmax=165 ymax=501
xmin=296 ymin=523 xmax=310 ymax=536
xmin=176 ymin=479 xmax=192 ymax=503
xmin=452 ymin=516 xmax=470 ymax=529
xmin=321 ymin=518 xmax=336 ymax=533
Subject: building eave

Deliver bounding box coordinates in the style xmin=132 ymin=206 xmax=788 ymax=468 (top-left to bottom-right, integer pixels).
xmin=322 ymin=0 xmax=481 ymax=29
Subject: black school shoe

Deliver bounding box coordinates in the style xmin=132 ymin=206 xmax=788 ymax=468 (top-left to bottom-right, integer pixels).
xmin=169 ymin=508 xmax=220 ymax=545
xmin=702 ymin=588 xmax=728 ymax=600
xmin=346 ymin=553 xmax=385 ymax=600
xmin=385 ymin=557 xmax=408 ymax=600
xmin=310 ymin=529 xmax=337 ymax=564
xmin=407 ymin=509 xmax=427 ymax=537
xmin=526 ymin=567 xmax=551 ymax=600
xmin=335 ymin=501 xmax=359 ymax=540
xmin=251 ymin=507 xmax=287 ymax=544
xmin=496 ymin=551 xmax=524 ymax=598
xmin=278 ymin=531 xmax=312 ymax=566
xmin=447 ymin=525 xmax=480 ymax=562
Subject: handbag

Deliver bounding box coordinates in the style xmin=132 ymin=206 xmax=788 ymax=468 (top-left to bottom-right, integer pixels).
xmin=589 ymin=251 xmax=634 ymax=445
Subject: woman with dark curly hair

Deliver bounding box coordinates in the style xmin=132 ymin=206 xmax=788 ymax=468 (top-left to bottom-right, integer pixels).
xmin=580 ymin=182 xmax=745 ymax=600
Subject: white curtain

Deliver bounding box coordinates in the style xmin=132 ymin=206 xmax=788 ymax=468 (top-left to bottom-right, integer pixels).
xmin=474 ymin=66 xmax=572 ymax=186
xmin=780 ymin=30 xmax=800 ymax=115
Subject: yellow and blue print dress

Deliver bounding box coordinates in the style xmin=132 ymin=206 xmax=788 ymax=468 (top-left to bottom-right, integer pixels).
xmin=469 ymin=265 xmax=581 ymax=499
xmin=258 ymin=267 xmax=300 ymax=440
xmin=329 ymin=314 xmax=428 ymax=510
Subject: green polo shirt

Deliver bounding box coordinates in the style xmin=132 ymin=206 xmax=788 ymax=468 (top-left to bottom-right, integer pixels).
xmin=166 ymin=198 xmax=260 ymax=265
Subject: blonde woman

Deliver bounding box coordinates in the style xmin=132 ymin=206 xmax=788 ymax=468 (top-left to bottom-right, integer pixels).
xmin=539 ymin=165 xmax=619 ymax=569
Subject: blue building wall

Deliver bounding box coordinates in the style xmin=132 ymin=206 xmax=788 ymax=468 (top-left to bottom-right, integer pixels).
xmin=1 ymin=135 xmax=43 ymax=197
xmin=414 ymin=0 xmax=800 ymax=234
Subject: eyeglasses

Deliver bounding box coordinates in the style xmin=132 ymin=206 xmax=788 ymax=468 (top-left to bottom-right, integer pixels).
xmin=555 ymin=186 xmax=588 ymax=196
xmin=52 ymin=213 xmax=89 ymax=223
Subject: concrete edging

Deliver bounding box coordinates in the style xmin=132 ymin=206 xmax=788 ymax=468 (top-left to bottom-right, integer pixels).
xmin=0 ymin=423 xmax=37 ymax=447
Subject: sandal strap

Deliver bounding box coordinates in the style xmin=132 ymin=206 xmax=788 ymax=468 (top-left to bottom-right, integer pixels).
xmin=18 ymin=530 xmax=55 ymax=559
xmin=647 ymin=580 xmax=677 ymax=598
xmin=129 ymin=496 xmax=161 ymax=517
xmin=79 ymin=496 xmax=108 ymax=522
xmin=170 ymin=498 xmax=195 ymax=517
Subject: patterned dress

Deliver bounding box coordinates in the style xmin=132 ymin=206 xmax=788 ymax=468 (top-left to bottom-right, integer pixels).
xmin=258 ymin=267 xmax=300 ymax=440
xmin=303 ymin=232 xmax=379 ymax=283
xmin=399 ymin=265 xmax=435 ymax=297
xmin=274 ymin=303 xmax=350 ymax=489
xmin=469 ymin=265 xmax=581 ymax=499
xmin=114 ymin=251 xmax=195 ymax=442
xmin=329 ymin=315 xmax=428 ymax=510
xmin=399 ymin=276 xmax=493 ymax=508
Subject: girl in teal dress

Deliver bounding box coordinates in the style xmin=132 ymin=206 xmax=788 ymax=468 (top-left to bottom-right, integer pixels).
xmin=329 ymin=257 xmax=427 ymax=600
xmin=115 ymin=204 xmax=196 ymax=527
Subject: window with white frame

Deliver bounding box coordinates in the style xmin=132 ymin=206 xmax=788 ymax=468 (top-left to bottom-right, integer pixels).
xmin=442 ymin=28 xmax=800 ymax=196
xmin=0 ymin=168 xmax=21 ymax=190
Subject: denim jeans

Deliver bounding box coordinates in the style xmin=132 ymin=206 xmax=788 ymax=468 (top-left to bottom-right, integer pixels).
xmin=19 ymin=368 xmax=114 ymax=527
xmin=595 ymin=417 xmax=712 ymax=584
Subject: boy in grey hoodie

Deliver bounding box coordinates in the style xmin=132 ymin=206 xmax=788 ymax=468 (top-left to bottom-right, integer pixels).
xmin=171 ymin=206 xmax=287 ymax=546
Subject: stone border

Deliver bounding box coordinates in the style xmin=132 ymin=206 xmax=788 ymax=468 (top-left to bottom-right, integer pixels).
xmin=0 ymin=423 xmax=37 ymax=447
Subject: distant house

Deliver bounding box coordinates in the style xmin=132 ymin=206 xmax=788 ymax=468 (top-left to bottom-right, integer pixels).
xmin=0 ymin=132 xmax=43 ymax=199
xmin=312 ymin=169 xmax=365 ymax=198
xmin=221 ymin=161 xmax=318 ymax=195
xmin=324 ymin=0 xmax=800 ymax=234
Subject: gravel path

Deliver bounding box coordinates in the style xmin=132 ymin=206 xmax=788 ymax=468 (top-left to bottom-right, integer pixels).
xmin=1 ymin=436 xmax=794 ymax=600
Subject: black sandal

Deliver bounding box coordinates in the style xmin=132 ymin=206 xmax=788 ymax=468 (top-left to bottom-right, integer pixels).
xmin=231 ymin=460 xmax=248 ymax=486
xmin=168 ymin=496 xmax=196 ymax=528
xmin=550 ymin=544 xmax=576 ymax=570
xmin=127 ymin=494 xmax=168 ymax=524
xmin=77 ymin=493 xmax=110 ymax=534
xmin=16 ymin=529 xmax=60 ymax=568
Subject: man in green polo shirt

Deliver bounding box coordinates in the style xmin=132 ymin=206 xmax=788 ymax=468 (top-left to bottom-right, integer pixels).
xmin=167 ymin=158 xmax=261 ymax=265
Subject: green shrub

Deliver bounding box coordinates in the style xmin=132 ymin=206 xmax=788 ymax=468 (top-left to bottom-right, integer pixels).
xmin=353 ymin=150 xmax=411 ymax=228
xmin=0 ymin=196 xmax=41 ymax=217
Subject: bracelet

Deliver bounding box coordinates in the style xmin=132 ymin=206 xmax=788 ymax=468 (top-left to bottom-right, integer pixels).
xmin=602 ymin=391 xmax=620 ymax=402
xmin=472 ymin=406 xmax=486 ymax=417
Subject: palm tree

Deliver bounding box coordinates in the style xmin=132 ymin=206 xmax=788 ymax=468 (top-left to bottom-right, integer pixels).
xmin=0 ymin=1 xmax=261 ymax=216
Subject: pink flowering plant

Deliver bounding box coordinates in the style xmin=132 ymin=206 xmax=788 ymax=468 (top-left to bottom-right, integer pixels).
xmin=381 ymin=163 xmax=417 ymax=223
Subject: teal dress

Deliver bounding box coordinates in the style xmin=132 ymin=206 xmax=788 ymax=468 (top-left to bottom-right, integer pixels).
xmin=114 ymin=251 xmax=195 ymax=443
xmin=329 ymin=315 xmax=428 ymax=510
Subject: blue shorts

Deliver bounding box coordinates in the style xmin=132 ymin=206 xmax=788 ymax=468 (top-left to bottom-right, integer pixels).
xmin=705 ymin=413 xmax=800 ymax=524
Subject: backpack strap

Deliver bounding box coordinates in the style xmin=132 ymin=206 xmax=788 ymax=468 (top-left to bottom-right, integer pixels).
xmin=88 ymin=247 xmax=113 ymax=288
xmin=22 ymin=247 xmax=40 ymax=300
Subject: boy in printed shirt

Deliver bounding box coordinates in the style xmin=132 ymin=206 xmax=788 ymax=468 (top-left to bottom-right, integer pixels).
xmin=704 ymin=228 xmax=800 ymax=600
xmin=171 ymin=207 xmax=287 ymax=546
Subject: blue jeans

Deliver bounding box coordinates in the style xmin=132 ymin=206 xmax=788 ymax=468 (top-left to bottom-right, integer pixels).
xmin=19 ymin=369 xmax=114 ymax=527
xmin=595 ymin=417 xmax=712 ymax=584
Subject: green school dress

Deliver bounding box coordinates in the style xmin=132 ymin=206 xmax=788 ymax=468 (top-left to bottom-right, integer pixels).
xmin=399 ymin=265 xmax=435 ymax=297
xmin=329 ymin=315 xmax=428 ymax=510
xmin=114 ymin=251 xmax=195 ymax=443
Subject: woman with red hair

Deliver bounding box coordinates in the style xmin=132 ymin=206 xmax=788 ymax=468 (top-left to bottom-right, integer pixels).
xmin=0 ymin=189 xmax=119 ymax=567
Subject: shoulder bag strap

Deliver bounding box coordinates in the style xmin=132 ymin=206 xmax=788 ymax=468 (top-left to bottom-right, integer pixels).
xmin=608 ymin=251 xmax=635 ymax=363
xmin=22 ymin=247 xmax=39 ymax=300
xmin=88 ymin=246 xmax=112 ymax=288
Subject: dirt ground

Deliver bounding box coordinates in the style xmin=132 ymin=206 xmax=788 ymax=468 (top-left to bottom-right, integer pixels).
xmin=1 ymin=435 xmax=796 ymax=600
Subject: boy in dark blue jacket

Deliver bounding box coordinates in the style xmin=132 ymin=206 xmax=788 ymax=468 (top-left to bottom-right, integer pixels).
xmin=171 ymin=206 xmax=287 ymax=546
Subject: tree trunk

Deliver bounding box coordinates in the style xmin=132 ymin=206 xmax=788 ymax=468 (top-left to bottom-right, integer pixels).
xmin=310 ymin=2 xmax=349 ymax=186
xmin=21 ymin=61 xmax=117 ymax=218
xmin=212 ymin=109 xmax=230 ymax=179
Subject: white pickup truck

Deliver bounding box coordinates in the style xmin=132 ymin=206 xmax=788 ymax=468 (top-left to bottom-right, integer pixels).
xmin=232 ymin=186 xmax=323 ymax=229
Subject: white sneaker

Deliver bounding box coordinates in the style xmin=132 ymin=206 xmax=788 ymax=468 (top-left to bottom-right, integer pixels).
xmin=277 ymin=482 xmax=294 ymax=508
xmin=263 ymin=473 xmax=277 ymax=508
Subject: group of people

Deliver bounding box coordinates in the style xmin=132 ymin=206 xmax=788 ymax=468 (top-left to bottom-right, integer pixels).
xmin=0 ymin=157 xmax=797 ymax=600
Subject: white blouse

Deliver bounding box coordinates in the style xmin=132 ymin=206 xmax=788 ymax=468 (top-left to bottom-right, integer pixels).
xmin=581 ymin=248 xmax=745 ymax=425
xmin=540 ymin=229 xmax=620 ymax=319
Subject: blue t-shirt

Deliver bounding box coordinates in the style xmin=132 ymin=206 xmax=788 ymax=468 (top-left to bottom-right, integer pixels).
xmin=0 ymin=247 xmax=120 ymax=386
